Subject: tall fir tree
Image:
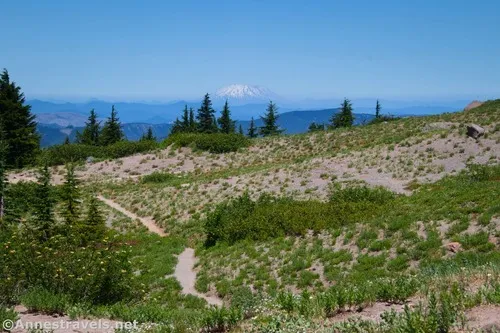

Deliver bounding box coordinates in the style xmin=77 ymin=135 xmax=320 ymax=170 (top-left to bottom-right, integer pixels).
xmin=247 ymin=117 xmax=258 ymax=138
xmin=100 ymin=105 xmax=123 ymax=145
xmin=79 ymin=109 xmax=101 ymax=145
xmin=189 ymin=107 xmax=196 ymax=131
xmin=259 ymin=101 xmax=283 ymax=137
xmin=141 ymin=127 xmax=156 ymax=141
xmin=330 ymin=98 xmax=354 ymax=129
xmin=196 ymin=94 xmax=217 ymax=133
xmin=239 ymin=124 xmax=244 ymax=135
xmin=33 ymin=164 xmax=55 ymax=240
xmin=60 ymin=163 xmax=81 ymax=227
xmin=0 ymin=127 xmax=7 ymax=220
xmin=64 ymin=136 xmax=71 ymax=145
xmin=80 ymin=194 xmax=106 ymax=246
xmin=181 ymin=105 xmax=190 ymax=130
xmin=0 ymin=69 xmax=40 ymax=168
xmin=218 ymin=100 xmax=235 ymax=134
xmin=375 ymin=100 xmax=382 ymax=119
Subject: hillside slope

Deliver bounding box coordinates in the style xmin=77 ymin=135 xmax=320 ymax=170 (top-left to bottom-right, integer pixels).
xmin=7 ymin=99 xmax=500 ymax=332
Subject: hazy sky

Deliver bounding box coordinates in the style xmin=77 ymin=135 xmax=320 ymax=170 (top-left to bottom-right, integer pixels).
xmin=2 ymin=0 xmax=499 ymax=101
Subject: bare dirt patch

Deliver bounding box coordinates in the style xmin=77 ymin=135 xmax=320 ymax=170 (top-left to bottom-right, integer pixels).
xmin=464 ymin=305 xmax=500 ymax=332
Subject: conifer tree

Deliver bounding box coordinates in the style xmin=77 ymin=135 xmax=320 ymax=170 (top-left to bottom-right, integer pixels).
xmin=181 ymin=105 xmax=190 ymax=130
xmin=212 ymin=117 xmax=219 ymax=132
xmin=141 ymin=127 xmax=156 ymax=141
xmin=64 ymin=136 xmax=70 ymax=145
xmin=80 ymin=194 xmax=106 ymax=245
xmin=218 ymin=100 xmax=235 ymax=134
xmin=170 ymin=118 xmax=183 ymax=135
xmin=259 ymin=101 xmax=283 ymax=137
xmin=196 ymin=94 xmax=217 ymax=133
xmin=79 ymin=109 xmax=100 ymax=145
xmin=189 ymin=107 xmax=196 ymax=131
xmin=330 ymin=98 xmax=354 ymax=129
xmin=375 ymin=100 xmax=382 ymax=119
xmin=33 ymin=164 xmax=55 ymax=240
xmin=247 ymin=117 xmax=258 ymax=138
xmin=0 ymin=69 xmax=40 ymax=168
xmin=60 ymin=164 xmax=81 ymax=227
xmin=0 ymin=129 xmax=7 ymax=220
xmin=239 ymin=124 xmax=244 ymax=135
xmin=308 ymin=122 xmax=325 ymax=132
xmin=100 ymin=105 xmax=123 ymax=145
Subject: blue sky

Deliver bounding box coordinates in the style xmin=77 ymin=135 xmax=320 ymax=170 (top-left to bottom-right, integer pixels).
xmin=2 ymin=0 xmax=499 ymax=101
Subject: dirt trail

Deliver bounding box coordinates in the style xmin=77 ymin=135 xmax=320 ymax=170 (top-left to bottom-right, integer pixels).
xmin=97 ymin=196 xmax=222 ymax=306
xmin=97 ymin=195 xmax=167 ymax=236
xmin=175 ymin=248 xmax=223 ymax=306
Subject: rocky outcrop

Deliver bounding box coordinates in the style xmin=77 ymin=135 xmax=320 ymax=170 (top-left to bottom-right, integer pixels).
xmin=467 ymin=124 xmax=485 ymax=139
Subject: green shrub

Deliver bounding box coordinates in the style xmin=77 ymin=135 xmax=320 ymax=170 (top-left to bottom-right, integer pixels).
xmin=277 ymin=292 xmax=297 ymax=313
xmin=230 ymin=286 xmax=258 ymax=318
xmin=200 ymin=307 xmax=242 ymax=333
xmin=39 ymin=140 xmax=158 ymax=166
xmin=0 ymin=231 xmax=134 ymax=306
xmin=204 ymin=187 xmax=396 ymax=246
xmin=21 ymin=288 xmax=70 ymax=315
xmin=330 ymin=184 xmax=396 ymax=204
xmin=375 ymin=277 xmax=419 ymax=303
xmin=0 ymin=306 xmax=18 ymax=328
xmin=141 ymin=171 xmax=176 ymax=184
xmin=164 ymin=133 xmax=250 ymax=153
xmin=456 ymin=231 xmax=490 ymax=250
xmin=2 ymin=181 xmax=38 ymax=223
xmin=461 ymin=164 xmax=500 ymax=182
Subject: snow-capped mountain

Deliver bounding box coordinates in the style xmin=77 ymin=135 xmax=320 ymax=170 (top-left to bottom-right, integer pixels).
xmin=214 ymin=84 xmax=279 ymax=105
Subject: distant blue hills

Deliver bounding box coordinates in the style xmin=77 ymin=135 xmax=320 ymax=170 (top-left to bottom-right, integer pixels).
xmin=37 ymin=108 xmax=375 ymax=147
xmin=30 ymin=99 xmax=464 ymax=147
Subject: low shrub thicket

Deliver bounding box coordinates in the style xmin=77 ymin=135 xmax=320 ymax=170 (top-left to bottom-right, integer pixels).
xmin=0 ymin=230 xmax=133 ymax=307
xmin=141 ymin=171 xmax=177 ymax=184
xmin=204 ymin=186 xmax=396 ymax=246
xmin=164 ymin=133 xmax=250 ymax=153
xmin=0 ymin=165 xmax=135 ymax=310
xmin=39 ymin=140 xmax=158 ymax=166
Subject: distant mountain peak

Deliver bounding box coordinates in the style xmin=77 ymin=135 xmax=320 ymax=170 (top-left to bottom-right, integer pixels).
xmin=214 ymin=84 xmax=276 ymax=102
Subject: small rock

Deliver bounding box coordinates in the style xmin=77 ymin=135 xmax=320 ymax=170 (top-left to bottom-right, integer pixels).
xmin=467 ymin=124 xmax=485 ymax=139
xmin=445 ymin=242 xmax=462 ymax=253
xmin=86 ymin=156 xmax=95 ymax=164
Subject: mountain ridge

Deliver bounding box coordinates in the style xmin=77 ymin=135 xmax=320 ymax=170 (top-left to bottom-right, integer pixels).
xmin=36 ymin=107 xmax=376 ymax=147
